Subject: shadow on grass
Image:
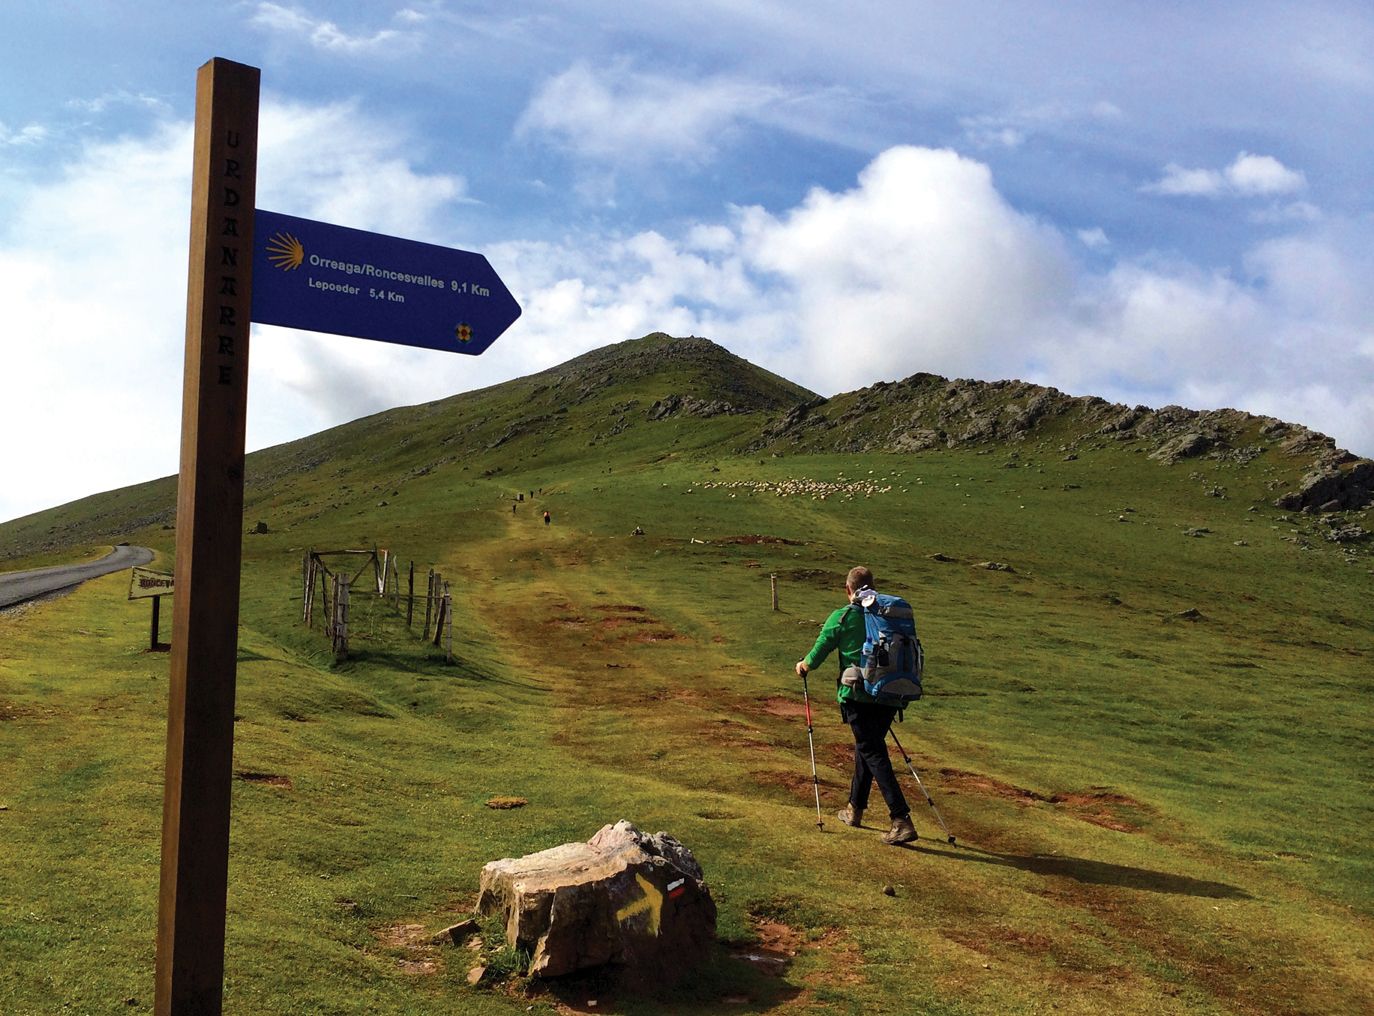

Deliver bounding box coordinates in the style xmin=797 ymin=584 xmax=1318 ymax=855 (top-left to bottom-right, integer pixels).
xmin=344 ymin=648 xmax=552 ymax=693
xmin=911 ymin=843 xmax=1253 ymax=900
xmin=529 ymin=948 xmax=804 ymax=1014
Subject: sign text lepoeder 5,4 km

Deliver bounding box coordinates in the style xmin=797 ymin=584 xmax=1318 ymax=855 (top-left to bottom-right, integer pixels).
xmin=251 ymin=209 xmax=521 ymax=356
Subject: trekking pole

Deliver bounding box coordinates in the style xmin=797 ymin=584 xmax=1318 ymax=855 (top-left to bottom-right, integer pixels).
xmin=889 ymin=729 xmax=955 ymax=843
xmin=800 ymin=669 xmax=824 ymax=830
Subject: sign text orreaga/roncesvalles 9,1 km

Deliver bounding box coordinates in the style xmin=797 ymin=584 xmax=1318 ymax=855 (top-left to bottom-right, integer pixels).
xmin=250 ymin=209 xmax=521 ymax=355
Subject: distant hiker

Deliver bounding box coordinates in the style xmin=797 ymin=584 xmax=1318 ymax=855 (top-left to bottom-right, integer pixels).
xmin=511 ymin=502 xmax=517 ymax=514
xmin=543 ymin=510 xmax=551 ymax=526
xmin=796 ymin=566 xmax=917 ymax=845
xmin=632 ymin=525 xmax=645 ymax=536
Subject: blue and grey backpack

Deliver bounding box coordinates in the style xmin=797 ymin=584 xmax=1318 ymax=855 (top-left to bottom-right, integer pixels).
xmin=844 ymin=592 xmax=924 ymax=706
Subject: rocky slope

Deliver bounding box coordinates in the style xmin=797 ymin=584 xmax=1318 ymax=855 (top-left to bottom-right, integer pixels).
xmin=746 ymin=372 xmax=1373 ymax=512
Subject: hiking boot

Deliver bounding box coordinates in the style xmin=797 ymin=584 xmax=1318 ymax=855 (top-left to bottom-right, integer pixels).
xmin=882 ymin=815 xmax=918 ymax=845
xmin=836 ymin=803 xmax=864 ymax=827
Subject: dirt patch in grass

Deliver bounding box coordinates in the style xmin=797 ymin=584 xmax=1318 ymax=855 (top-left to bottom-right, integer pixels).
xmin=731 ymin=917 xmax=803 ymax=976
xmin=550 ymin=614 xmax=590 ymax=627
xmin=234 ymin=770 xmax=293 ymax=789
xmin=375 ymin=923 xmax=427 ymax=948
xmin=371 ymin=923 xmax=441 ymax=976
xmin=758 ymin=696 xmax=807 ymax=718
xmin=485 ymin=796 xmax=528 ymax=809
xmin=753 ymin=769 xmax=842 ymax=802
xmin=718 ymin=535 xmax=804 ymax=546
xmin=1050 ymin=788 xmax=1148 ymax=832
xmin=940 ymin=767 xmax=1046 ymax=803
xmin=699 ymin=719 xmax=774 ymax=752
xmin=625 ymin=629 xmax=680 ymax=642
xmin=945 ymin=924 xmax=1055 ymax=958
xmin=598 ymin=614 xmax=652 ymax=628
xmin=0 ymin=701 xmax=31 ymax=721
xmin=596 ymin=603 xmax=647 ymax=612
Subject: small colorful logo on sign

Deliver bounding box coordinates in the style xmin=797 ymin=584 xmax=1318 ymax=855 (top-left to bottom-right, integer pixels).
xmin=266 ymin=231 xmax=304 ymax=271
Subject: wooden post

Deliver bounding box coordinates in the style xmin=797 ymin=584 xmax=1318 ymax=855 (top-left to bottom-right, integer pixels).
xmin=423 ymin=569 xmax=434 ymax=639
xmin=156 ymin=57 xmax=259 ymax=1016
xmin=304 ymin=556 xmax=316 ymax=626
xmin=406 ymin=561 xmax=414 ymax=627
xmin=771 ymin=573 xmax=779 ymax=611
xmin=336 ymin=580 xmax=350 ymax=662
xmin=317 ymin=561 xmax=331 ymax=629
xmin=150 ymin=595 xmax=162 ymax=651
xmin=444 ymin=583 xmax=453 ymax=664
xmin=432 ymin=583 xmax=446 ymax=648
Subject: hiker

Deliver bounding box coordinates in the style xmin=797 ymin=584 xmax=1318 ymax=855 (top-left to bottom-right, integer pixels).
xmin=543 ymin=510 xmax=551 ymax=526
xmin=511 ymin=502 xmax=517 ymax=514
xmin=795 ymin=566 xmax=917 ymax=845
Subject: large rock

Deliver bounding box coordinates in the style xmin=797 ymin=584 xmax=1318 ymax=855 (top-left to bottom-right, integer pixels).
xmin=477 ymin=821 xmax=716 ymax=983
xmin=1274 ymin=461 xmax=1374 ymax=512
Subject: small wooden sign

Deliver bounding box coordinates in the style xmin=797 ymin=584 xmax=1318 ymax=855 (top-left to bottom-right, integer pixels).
xmin=129 ymin=567 xmax=175 ymax=600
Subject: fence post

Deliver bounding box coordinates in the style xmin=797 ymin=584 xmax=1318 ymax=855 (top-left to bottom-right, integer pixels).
xmin=335 ymin=578 xmax=350 ymax=662
xmin=303 ymin=554 xmax=313 ymax=626
xmin=431 ymin=584 xmax=446 ymax=648
xmin=407 ymin=561 xmax=414 ymax=627
xmin=444 ymin=583 xmax=453 ymax=664
xmin=771 ymin=573 xmax=779 ymax=611
xmin=423 ymin=569 xmax=434 ymax=639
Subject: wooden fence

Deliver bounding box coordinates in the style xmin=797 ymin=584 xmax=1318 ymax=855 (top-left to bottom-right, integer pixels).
xmin=301 ymin=547 xmax=452 ymax=663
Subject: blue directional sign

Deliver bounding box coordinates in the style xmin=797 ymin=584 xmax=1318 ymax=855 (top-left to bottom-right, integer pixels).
xmin=250 ymin=209 xmax=520 ymax=355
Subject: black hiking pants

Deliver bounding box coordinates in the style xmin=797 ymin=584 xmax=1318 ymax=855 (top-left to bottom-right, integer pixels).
xmin=842 ymin=701 xmax=910 ymax=820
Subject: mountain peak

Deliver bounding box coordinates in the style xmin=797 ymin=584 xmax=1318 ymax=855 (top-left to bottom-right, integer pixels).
xmin=525 ymin=333 xmax=817 ymax=414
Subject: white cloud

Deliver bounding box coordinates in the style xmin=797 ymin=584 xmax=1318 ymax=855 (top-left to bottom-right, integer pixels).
xmin=1145 ymin=163 xmax=1227 ymax=197
xmin=1145 ymin=151 xmax=1306 ymax=198
xmin=1077 ymin=227 xmax=1110 ymax=250
xmin=733 ymin=146 xmax=1072 ymax=390
xmin=0 ymin=121 xmax=48 ymax=146
xmin=960 ymin=100 xmax=1122 ymax=150
xmin=65 ymin=91 xmax=171 ymax=117
xmin=1225 ymin=152 xmax=1307 ymax=194
xmin=256 ymin=98 xmax=468 ymax=237
xmin=249 ymin=3 xmax=413 ymax=54
xmin=516 ymin=62 xmax=785 ymax=163
xmin=1249 ymin=200 xmax=1322 ymax=224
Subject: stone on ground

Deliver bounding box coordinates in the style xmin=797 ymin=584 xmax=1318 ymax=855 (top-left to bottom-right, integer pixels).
xmin=477 ymin=820 xmax=716 ymax=983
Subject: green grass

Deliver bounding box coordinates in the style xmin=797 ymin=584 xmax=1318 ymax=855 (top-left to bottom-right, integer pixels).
xmin=2 ymin=342 xmax=1372 ymax=1014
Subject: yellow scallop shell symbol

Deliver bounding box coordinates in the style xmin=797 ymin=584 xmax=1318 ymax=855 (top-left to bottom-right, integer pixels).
xmin=455 ymin=322 xmax=473 ymax=343
xmin=266 ymin=231 xmax=304 ymax=271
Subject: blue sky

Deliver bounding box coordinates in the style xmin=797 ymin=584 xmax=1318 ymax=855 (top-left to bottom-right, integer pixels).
xmin=2 ymin=1 xmax=1372 ymax=523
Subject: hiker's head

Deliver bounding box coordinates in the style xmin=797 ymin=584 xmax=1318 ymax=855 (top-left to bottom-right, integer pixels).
xmin=845 ymin=566 xmax=874 ymax=596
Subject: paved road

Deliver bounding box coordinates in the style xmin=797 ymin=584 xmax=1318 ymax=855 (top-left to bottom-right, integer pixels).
xmin=0 ymin=545 xmax=156 ymax=609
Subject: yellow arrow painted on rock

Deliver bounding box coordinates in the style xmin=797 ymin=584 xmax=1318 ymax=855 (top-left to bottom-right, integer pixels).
xmin=615 ymin=873 xmax=663 ymax=936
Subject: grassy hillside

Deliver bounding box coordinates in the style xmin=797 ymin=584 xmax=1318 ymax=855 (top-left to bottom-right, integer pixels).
xmin=1 ymin=334 xmax=1371 ymax=1014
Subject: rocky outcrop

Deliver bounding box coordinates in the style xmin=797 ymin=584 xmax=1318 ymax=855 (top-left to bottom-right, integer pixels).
xmin=1274 ymin=461 xmax=1374 ymax=513
xmin=477 ymin=821 xmax=716 ymax=983
xmin=647 ymin=395 xmax=740 ymax=420
xmin=747 ymin=368 xmax=1370 ymax=508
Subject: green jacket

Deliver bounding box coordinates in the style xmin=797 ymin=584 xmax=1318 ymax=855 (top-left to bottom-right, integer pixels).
xmin=803 ymin=603 xmax=875 ymax=705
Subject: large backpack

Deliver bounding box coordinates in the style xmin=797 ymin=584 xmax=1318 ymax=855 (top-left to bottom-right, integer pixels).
xmin=847 ymin=593 xmax=923 ymax=706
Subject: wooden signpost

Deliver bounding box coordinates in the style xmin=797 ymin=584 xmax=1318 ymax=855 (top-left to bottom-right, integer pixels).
xmin=157 ymin=58 xmax=258 ymax=1016
xmin=155 ymin=56 xmax=519 ymax=1016
xmin=129 ymin=567 xmax=175 ymax=650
